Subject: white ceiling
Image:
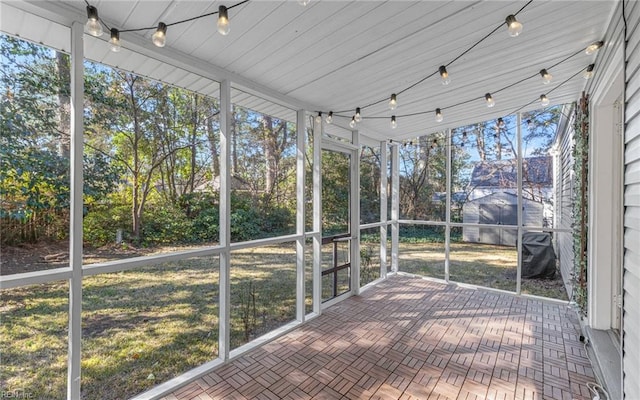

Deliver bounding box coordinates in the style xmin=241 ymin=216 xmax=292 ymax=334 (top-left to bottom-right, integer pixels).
xmin=1 ymin=0 xmax=616 ymax=142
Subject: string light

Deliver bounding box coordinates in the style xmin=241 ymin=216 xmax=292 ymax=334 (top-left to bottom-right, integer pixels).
xmin=389 ymin=94 xmax=397 ymax=110
xmin=583 ymin=64 xmax=595 ymax=79
xmin=527 ymin=119 xmax=533 ymax=128
xmin=540 ymin=94 xmax=550 ymax=106
xmin=85 ymin=5 xmax=103 ymax=37
xmin=505 ymin=14 xmax=523 ymax=37
xmin=497 ymin=117 xmax=505 ymax=127
xmin=315 ymin=112 xmax=322 ymax=124
xmin=354 ymin=107 xmax=362 ymax=123
xmin=325 ymin=111 xmax=333 ymax=124
xmin=390 ymin=115 xmax=397 ymax=129
xmin=152 ymin=22 xmax=167 ymax=47
xmin=540 ymin=69 xmax=552 ymax=84
xmin=297 ymin=0 xmax=310 ymax=5
xmin=217 ymin=5 xmax=230 ymax=35
xmin=439 ymin=66 xmax=451 ymax=85
xmin=585 ymin=40 xmax=604 ymax=55
xmin=435 ymin=108 xmax=443 ymax=122
xmin=431 ymin=139 xmax=438 ymax=150
xmin=349 ymin=116 xmax=356 ymax=129
xmin=109 ymin=28 xmax=121 ymax=52
xmin=485 ymin=93 xmax=495 ymax=107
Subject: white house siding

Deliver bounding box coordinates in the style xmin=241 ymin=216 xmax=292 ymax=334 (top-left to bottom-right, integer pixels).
xmin=623 ymin=1 xmax=640 ymax=398
xmin=554 ymin=108 xmax=576 ymax=297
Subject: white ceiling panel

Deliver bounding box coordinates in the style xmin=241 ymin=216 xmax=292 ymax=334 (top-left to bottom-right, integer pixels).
xmin=2 ymin=0 xmax=616 ymax=142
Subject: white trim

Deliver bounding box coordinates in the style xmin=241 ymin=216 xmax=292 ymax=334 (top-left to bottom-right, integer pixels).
xmin=296 ymin=109 xmax=306 ymax=322
xmin=218 ymin=79 xmax=232 ymax=361
xmin=228 ymin=234 xmax=301 ymax=251
xmin=320 ymin=291 xmax=353 ymax=310
xmin=312 ymin=114 xmax=322 ymax=315
xmin=0 ymin=268 xmax=72 ymax=290
xmin=67 ymin=21 xmax=83 ymax=400
xmin=390 ymin=144 xmax=400 ymax=273
xmin=588 ymin=62 xmax=625 ymax=330
xmin=379 ymin=141 xmax=389 ymax=279
xmin=82 ymin=246 xmax=224 ymax=276
xmin=131 ymin=359 xmax=224 ymax=400
xmin=351 ymin=129 xmax=360 ymax=295
xmin=445 ymin=129 xmax=452 ymax=282
xmin=516 ymin=113 xmax=523 ymax=295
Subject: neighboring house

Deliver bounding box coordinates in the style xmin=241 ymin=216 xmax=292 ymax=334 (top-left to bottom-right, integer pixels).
xmin=462 ymin=156 xmax=553 ymax=245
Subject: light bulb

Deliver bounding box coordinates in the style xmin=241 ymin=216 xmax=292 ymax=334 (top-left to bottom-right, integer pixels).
xmin=85 ymin=5 xmax=103 ymax=37
xmin=354 ymin=107 xmax=362 ymax=123
xmin=505 ymin=15 xmax=523 ymax=37
xmin=439 ymin=66 xmax=450 ymax=85
xmin=390 ymin=116 xmax=397 ymax=129
xmin=527 ymin=119 xmax=533 ymax=129
xmin=497 ymin=117 xmax=505 ymax=127
xmin=325 ymin=111 xmax=333 ymax=124
xmin=152 ymin=22 xmax=167 ymax=47
xmin=540 ymin=94 xmax=550 ymax=107
xmin=540 ymin=69 xmax=552 ymax=84
xmin=109 ymin=28 xmax=121 ymax=52
xmin=435 ymin=108 xmax=443 ymax=123
xmin=585 ymin=41 xmax=604 ymax=55
xmin=431 ymin=139 xmax=437 ymax=150
xmin=485 ymin=93 xmax=495 ymax=108
xmin=349 ymin=116 xmax=356 ymax=129
xmin=315 ymin=112 xmax=322 ymax=124
xmin=297 ymin=0 xmax=310 ymax=5
xmin=218 ymin=6 xmax=230 ymax=35
xmin=389 ymin=94 xmax=397 ymax=110
xmin=583 ymin=64 xmax=595 ymax=80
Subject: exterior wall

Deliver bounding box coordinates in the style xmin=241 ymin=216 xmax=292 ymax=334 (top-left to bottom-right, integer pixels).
xmin=623 ymin=1 xmax=640 ymax=398
xmin=554 ymin=108 xmax=576 ymax=295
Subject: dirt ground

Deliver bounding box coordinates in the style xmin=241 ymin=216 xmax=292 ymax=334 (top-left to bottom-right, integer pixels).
xmin=0 ymin=242 xmax=165 ymax=275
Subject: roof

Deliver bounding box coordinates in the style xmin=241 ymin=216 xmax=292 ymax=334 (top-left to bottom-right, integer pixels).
xmin=470 ymin=156 xmax=553 ymax=188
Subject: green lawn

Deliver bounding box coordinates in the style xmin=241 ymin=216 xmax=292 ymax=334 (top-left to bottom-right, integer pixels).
xmin=1 ymin=240 xmax=567 ymax=399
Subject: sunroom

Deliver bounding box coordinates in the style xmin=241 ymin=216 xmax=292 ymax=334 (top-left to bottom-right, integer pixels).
xmin=0 ymin=1 xmax=637 ymax=399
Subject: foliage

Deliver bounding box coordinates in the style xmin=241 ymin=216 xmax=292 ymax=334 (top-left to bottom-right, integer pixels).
xmin=1 ymin=35 xmax=121 ymax=245
xmin=572 ymin=97 xmax=589 ymax=314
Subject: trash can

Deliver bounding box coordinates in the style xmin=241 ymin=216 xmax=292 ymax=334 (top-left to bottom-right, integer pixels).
xmin=521 ymin=232 xmax=556 ymax=279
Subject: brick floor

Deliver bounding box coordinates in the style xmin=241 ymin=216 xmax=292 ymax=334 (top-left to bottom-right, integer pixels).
xmin=162 ymin=276 xmax=596 ymax=400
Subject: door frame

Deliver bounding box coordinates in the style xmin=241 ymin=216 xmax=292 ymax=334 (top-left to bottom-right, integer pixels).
xmin=320 ymin=135 xmax=361 ymax=308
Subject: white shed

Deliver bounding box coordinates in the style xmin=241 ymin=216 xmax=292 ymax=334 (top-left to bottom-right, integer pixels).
xmin=462 ymin=192 xmax=543 ymax=246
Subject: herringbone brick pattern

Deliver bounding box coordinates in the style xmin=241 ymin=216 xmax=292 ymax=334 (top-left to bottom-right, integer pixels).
xmin=163 ymin=276 xmax=596 ymax=400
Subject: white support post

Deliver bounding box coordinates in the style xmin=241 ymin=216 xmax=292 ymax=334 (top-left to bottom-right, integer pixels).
xmin=380 ymin=141 xmax=388 ymax=279
xmin=296 ymin=110 xmax=306 ymax=322
xmin=312 ymin=116 xmax=322 ymax=314
xmin=218 ymin=80 xmax=232 ymax=360
xmin=445 ymin=129 xmax=452 ymax=283
xmin=516 ymin=113 xmax=523 ymax=295
xmin=391 ymin=143 xmax=400 ymax=273
xmin=67 ymin=21 xmax=83 ymax=400
xmin=351 ymin=129 xmax=360 ymax=295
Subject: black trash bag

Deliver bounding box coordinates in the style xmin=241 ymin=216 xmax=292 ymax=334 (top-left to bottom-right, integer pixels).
xmin=521 ymin=232 xmax=556 ymax=279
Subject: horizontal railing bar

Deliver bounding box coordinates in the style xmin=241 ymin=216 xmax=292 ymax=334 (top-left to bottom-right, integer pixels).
xmin=228 ymin=234 xmax=301 ymax=251
xmin=359 ymin=222 xmax=388 ymax=230
xmin=82 ymin=245 xmax=225 ymax=277
xmin=0 ymin=267 xmax=73 ymax=290
xmin=398 ymin=220 xmax=447 ymax=226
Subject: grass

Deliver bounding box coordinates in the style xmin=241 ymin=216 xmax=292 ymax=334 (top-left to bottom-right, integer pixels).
xmin=399 ymin=241 xmax=568 ymax=299
xmin=1 ymin=239 xmax=567 ymax=399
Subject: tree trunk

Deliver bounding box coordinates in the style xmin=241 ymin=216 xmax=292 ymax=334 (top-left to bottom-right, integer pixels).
xmin=263 ymin=116 xmax=277 ymax=199
xmin=56 ymin=51 xmax=71 ymax=158
xmin=189 ymin=95 xmax=199 ymax=193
